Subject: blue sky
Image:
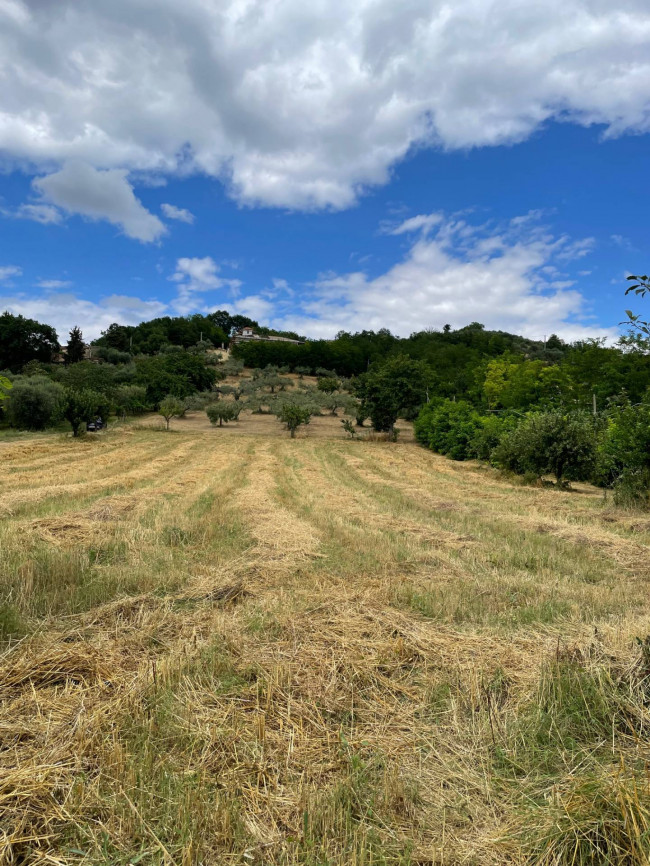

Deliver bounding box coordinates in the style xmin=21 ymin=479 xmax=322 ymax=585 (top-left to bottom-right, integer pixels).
xmin=1 ymin=0 xmax=649 ymax=343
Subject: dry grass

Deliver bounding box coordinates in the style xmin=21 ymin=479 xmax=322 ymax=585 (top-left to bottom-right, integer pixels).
xmin=1 ymin=426 xmax=650 ymax=864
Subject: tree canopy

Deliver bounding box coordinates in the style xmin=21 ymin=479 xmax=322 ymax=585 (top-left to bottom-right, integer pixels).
xmin=0 ymin=312 xmax=60 ymax=372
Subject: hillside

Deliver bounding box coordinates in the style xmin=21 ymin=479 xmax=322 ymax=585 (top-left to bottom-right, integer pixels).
xmin=2 ymin=425 xmax=650 ymax=864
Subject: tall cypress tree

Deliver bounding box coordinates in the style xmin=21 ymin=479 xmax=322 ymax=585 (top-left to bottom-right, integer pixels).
xmin=65 ymin=326 xmax=86 ymax=365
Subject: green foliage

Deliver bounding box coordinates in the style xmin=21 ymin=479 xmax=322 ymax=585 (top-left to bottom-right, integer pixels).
xmin=341 ymin=419 xmax=357 ymax=438
xmin=317 ymin=376 xmax=340 ymax=394
xmin=470 ymin=413 xmax=518 ymax=461
xmin=206 ymin=401 xmax=239 ymax=427
xmin=357 ymin=355 xmax=431 ymax=433
xmin=596 ymin=402 xmax=650 ymax=484
xmin=321 ymin=392 xmax=358 ymax=417
xmin=64 ymin=388 xmax=104 ymax=437
xmin=135 ymin=352 xmax=216 ymax=405
xmin=594 ymin=402 xmax=650 ymax=506
xmin=93 ymin=313 xmax=231 ymax=355
xmin=55 ymin=359 xmax=115 ymax=394
xmin=64 ymin=325 xmax=86 ymax=365
xmin=414 ymin=400 xmax=482 ymax=460
xmin=493 ymin=410 xmax=598 ymax=484
xmin=4 ymin=376 xmax=65 ymax=430
xmin=219 ymin=359 xmax=244 ymax=377
xmin=275 ymin=402 xmax=312 ymax=438
xmin=159 ymin=395 xmax=185 ymax=430
xmin=0 ymin=374 xmax=11 ymax=405
xmin=0 ymin=311 xmax=60 ymax=372
xmin=483 ymin=355 xmax=571 ymax=410
xmin=114 ymin=384 xmax=149 ymax=418
xmin=91 ymin=345 xmax=132 ymax=365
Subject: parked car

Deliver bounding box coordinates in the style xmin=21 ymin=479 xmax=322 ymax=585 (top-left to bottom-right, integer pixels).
xmin=86 ymin=417 xmax=104 ymax=432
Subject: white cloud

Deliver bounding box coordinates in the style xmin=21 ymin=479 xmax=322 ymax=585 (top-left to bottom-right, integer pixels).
xmin=170 ymin=257 xmax=223 ymax=289
xmin=0 ymin=1 xmax=649 ymax=210
xmin=273 ymin=214 xmax=618 ymax=342
xmin=389 ymin=213 xmax=443 ymax=236
xmin=0 ymin=265 xmax=22 ymax=282
xmin=161 ymin=203 xmax=194 ymax=224
xmin=14 ymin=204 xmax=63 ymax=224
xmin=0 ymin=291 xmax=168 ymax=340
xmin=169 ymin=256 xmax=241 ymax=314
xmin=35 ymin=279 xmax=73 ymax=289
xmin=32 ymin=161 xmax=166 ymax=242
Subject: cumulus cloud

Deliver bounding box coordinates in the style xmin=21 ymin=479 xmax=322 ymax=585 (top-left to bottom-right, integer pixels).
xmin=32 ymin=162 xmax=166 ymax=242
xmin=0 ymin=291 xmax=168 ymax=340
xmin=169 ymin=256 xmax=241 ymax=314
xmin=274 ymin=214 xmax=617 ymax=342
xmin=161 ymin=203 xmax=194 ymax=224
xmin=0 ymin=1 xmax=649 ymax=210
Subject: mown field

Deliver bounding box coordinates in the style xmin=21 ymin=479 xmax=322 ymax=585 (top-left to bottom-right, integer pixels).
xmin=2 ymin=421 xmax=650 ymax=865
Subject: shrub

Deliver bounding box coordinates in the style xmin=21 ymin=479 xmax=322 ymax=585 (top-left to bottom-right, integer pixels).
xmin=5 ymin=376 xmax=65 ymax=430
xmin=595 ymin=402 xmax=650 ymax=488
xmin=470 ymin=413 xmax=518 ymax=461
xmin=414 ymin=399 xmax=482 ymax=460
xmin=493 ymin=410 xmax=598 ymax=485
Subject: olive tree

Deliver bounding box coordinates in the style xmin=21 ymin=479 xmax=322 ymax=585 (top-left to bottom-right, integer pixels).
xmin=206 ymin=401 xmax=238 ymax=427
xmin=275 ymin=402 xmax=312 ymax=438
xmin=159 ymin=395 xmax=185 ymax=430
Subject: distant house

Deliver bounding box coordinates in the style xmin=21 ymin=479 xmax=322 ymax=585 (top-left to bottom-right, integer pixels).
xmin=230 ymin=327 xmax=304 ymax=346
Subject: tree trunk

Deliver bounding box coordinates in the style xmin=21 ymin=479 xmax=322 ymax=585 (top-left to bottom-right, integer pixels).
xmin=219 ymin=418 xmax=223 ymax=426
xmin=290 ymin=427 xmax=296 ymax=438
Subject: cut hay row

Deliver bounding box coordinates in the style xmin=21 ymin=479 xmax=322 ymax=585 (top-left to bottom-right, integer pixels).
xmin=1 ymin=429 xmax=650 ymax=864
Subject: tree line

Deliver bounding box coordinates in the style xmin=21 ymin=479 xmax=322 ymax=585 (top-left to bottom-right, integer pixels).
xmin=2 ymin=287 xmax=650 ymax=505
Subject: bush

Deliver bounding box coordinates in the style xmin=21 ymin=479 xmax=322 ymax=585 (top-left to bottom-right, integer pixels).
xmin=5 ymin=376 xmax=65 ymax=430
xmin=493 ymin=410 xmax=598 ymax=485
xmin=414 ymin=400 xmax=482 ymax=460
xmin=470 ymin=413 xmax=518 ymax=461
xmin=595 ymin=402 xmax=650 ymax=491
